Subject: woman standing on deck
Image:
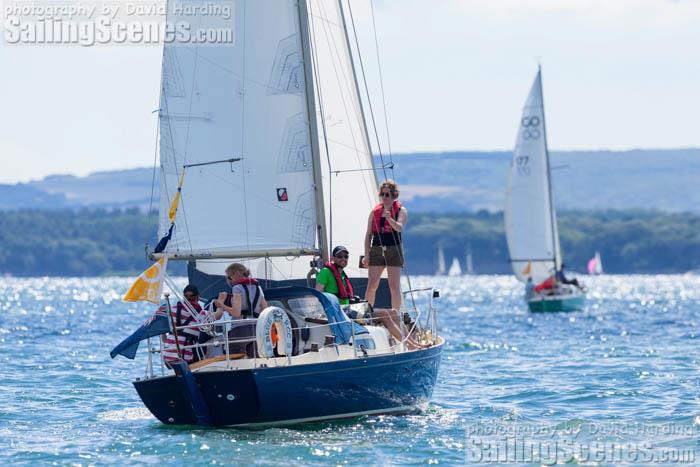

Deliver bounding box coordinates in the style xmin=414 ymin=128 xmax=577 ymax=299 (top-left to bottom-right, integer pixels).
xmin=363 ymin=179 xmax=407 ymax=310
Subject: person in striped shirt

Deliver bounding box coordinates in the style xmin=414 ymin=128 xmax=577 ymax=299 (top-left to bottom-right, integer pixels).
xmin=161 ymin=285 xmax=228 ymax=365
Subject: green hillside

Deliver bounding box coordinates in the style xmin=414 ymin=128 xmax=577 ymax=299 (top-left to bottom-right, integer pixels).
xmin=0 ymin=209 xmax=697 ymax=277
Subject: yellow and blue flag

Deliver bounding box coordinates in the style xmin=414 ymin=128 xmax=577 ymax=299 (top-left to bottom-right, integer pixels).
xmin=154 ymin=171 xmax=185 ymax=254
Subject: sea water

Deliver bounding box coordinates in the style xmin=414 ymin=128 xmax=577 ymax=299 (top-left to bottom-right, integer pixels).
xmin=2 ymin=275 xmax=700 ymax=465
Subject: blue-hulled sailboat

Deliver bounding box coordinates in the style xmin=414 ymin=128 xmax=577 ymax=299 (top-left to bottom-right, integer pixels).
xmin=113 ymin=0 xmax=443 ymax=427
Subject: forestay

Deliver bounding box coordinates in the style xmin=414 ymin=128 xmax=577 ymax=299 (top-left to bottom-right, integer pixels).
xmin=159 ymin=0 xmax=378 ymax=281
xmin=504 ymin=70 xmax=561 ymax=283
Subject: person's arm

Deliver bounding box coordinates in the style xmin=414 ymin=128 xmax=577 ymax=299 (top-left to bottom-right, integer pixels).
xmin=315 ymin=268 xmax=329 ymax=292
xmin=362 ymin=212 xmax=373 ymax=267
xmin=259 ymin=297 xmax=268 ymax=310
xmin=213 ymin=292 xmax=242 ymax=318
xmin=385 ymin=206 xmax=407 ymax=232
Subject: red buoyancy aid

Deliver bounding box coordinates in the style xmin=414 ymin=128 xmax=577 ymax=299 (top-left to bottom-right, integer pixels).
xmin=372 ymin=201 xmax=402 ymax=234
xmin=233 ymin=277 xmax=259 ymax=286
xmin=534 ymin=278 xmax=555 ymax=293
xmin=325 ymin=261 xmax=353 ymax=300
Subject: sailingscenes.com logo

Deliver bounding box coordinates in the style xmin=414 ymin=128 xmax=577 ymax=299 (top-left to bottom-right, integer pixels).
xmin=2 ymin=1 xmax=236 ymax=46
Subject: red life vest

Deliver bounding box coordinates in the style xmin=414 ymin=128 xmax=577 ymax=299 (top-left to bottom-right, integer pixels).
xmin=325 ymin=261 xmax=353 ymax=300
xmin=233 ymin=277 xmax=259 ymax=286
xmin=372 ymin=201 xmax=402 ymax=234
xmin=534 ymin=278 xmax=555 ymax=293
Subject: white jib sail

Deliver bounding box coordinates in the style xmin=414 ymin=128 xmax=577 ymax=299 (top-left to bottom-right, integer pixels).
xmin=307 ymin=0 xmax=378 ymax=279
xmin=504 ymin=70 xmax=559 ymax=283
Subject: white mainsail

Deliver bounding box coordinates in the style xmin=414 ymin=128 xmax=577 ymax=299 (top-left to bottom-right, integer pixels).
xmin=504 ymin=69 xmax=560 ymax=283
xmin=157 ymin=0 xmax=377 ymax=280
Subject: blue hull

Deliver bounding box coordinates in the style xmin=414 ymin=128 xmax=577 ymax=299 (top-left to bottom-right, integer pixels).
xmin=134 ymin=343 xmax=443 ymax=427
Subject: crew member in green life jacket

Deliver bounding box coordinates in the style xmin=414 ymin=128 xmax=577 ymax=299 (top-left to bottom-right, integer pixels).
xmin=315 ymin=245 xmax=353 ymax=305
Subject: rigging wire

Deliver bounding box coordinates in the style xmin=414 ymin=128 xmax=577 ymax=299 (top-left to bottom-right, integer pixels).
xmin=316 ymin=0 xmax=376 ymax=208
xmin=346 ymin=0 xmax=417 ymax=310
xmin=346 ymin=0 xmax=388 ymax=182
xmin=369 ymin=0 xmax=395 ymax=179
xmin=147 ymin=111 xmax=160 ymax=220
xmin=240 ymin=0 xmax=251 ymax=260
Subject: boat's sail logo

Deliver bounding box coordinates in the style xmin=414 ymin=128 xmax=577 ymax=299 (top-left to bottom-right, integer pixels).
xmin=277 ymin=188 xmax=289 ymax=202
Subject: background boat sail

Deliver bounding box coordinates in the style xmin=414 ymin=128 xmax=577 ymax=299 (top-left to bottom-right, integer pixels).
xmin=436 ymin=245 xmax=447 ymax=275
xmin=447 ymin=258 xmax=462 ymax=277
xmin=588 ymin=251 xmax=604 ymax=275
xmin=504 ymin=68 xmax=585 ymax=312
xmin=118 ymin=0 xmax=443 ymax=427
xmin=465 ymin=245 xmax=474 ymax=275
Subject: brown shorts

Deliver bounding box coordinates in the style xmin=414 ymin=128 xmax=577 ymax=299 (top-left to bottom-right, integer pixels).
xmin=369 ymin=245 xmax=404 ymax=267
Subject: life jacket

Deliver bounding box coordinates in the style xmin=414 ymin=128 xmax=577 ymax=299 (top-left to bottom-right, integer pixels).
xmin=324 ymin=261 xmax=353 ymax=300
xmin=371 ymin=201 xmax=402 ymax=246
xmin=233 ymin=278 xmax=262 ymax=318
xmin=534 ymin=278 xmax=555 ymax=293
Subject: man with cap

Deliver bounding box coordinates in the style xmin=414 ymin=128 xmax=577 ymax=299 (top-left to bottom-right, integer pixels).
xmin=315 ymin=245 xmax=354 ymax=305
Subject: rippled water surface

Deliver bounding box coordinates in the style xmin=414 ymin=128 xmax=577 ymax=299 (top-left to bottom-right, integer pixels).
xmin=2 ymin=275 xmax=700 ymax=465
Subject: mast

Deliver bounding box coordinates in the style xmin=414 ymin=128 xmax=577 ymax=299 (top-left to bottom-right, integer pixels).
xmin=298 ymin=0 xmax=329 ymax=264
xmin=538 ymin=65 xmax=559 ymax=270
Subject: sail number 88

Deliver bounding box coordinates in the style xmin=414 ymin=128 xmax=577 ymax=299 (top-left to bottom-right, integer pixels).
xmin=521 ymin=116 xmax=541 ymax=140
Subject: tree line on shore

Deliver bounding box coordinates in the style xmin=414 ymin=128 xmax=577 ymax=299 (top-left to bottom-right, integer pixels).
xmin=0 ymin=208 xmax=697 ymax=277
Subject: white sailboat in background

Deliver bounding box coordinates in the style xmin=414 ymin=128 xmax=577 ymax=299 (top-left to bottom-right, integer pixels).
xmin=436 ymin=245 xmax=447 ymax=276
xmin=587 ymin=251 xmax=604 ymax=275
xmin=447 ymin=258 xmax=462 ymax=277
xmin=504 ymin=67 xmax=585 ymax=312
xmin=465 ymin=246 xmax=474 ymax=275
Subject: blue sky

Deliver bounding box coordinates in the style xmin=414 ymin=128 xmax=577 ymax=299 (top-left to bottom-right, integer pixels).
xmin=1 ymin=0 xmax=699 ymax=184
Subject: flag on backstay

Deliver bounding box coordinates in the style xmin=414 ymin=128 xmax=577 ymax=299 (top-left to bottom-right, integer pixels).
xmin=123 ymin=256 xmax=168 ymax=304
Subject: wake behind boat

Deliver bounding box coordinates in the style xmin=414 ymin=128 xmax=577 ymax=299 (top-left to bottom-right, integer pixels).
xmin=111 ymin=0 xmax=443 ymax=427
xmin=504 ymin=68 xmax=586 ymax=312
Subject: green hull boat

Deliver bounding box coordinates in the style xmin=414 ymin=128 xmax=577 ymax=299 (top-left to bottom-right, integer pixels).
xmin=527 ymin=291 xmax=586 ymax=312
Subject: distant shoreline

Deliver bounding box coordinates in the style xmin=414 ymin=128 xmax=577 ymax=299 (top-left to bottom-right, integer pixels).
xmin=1 ymin=208 xmax=697 ymax=276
